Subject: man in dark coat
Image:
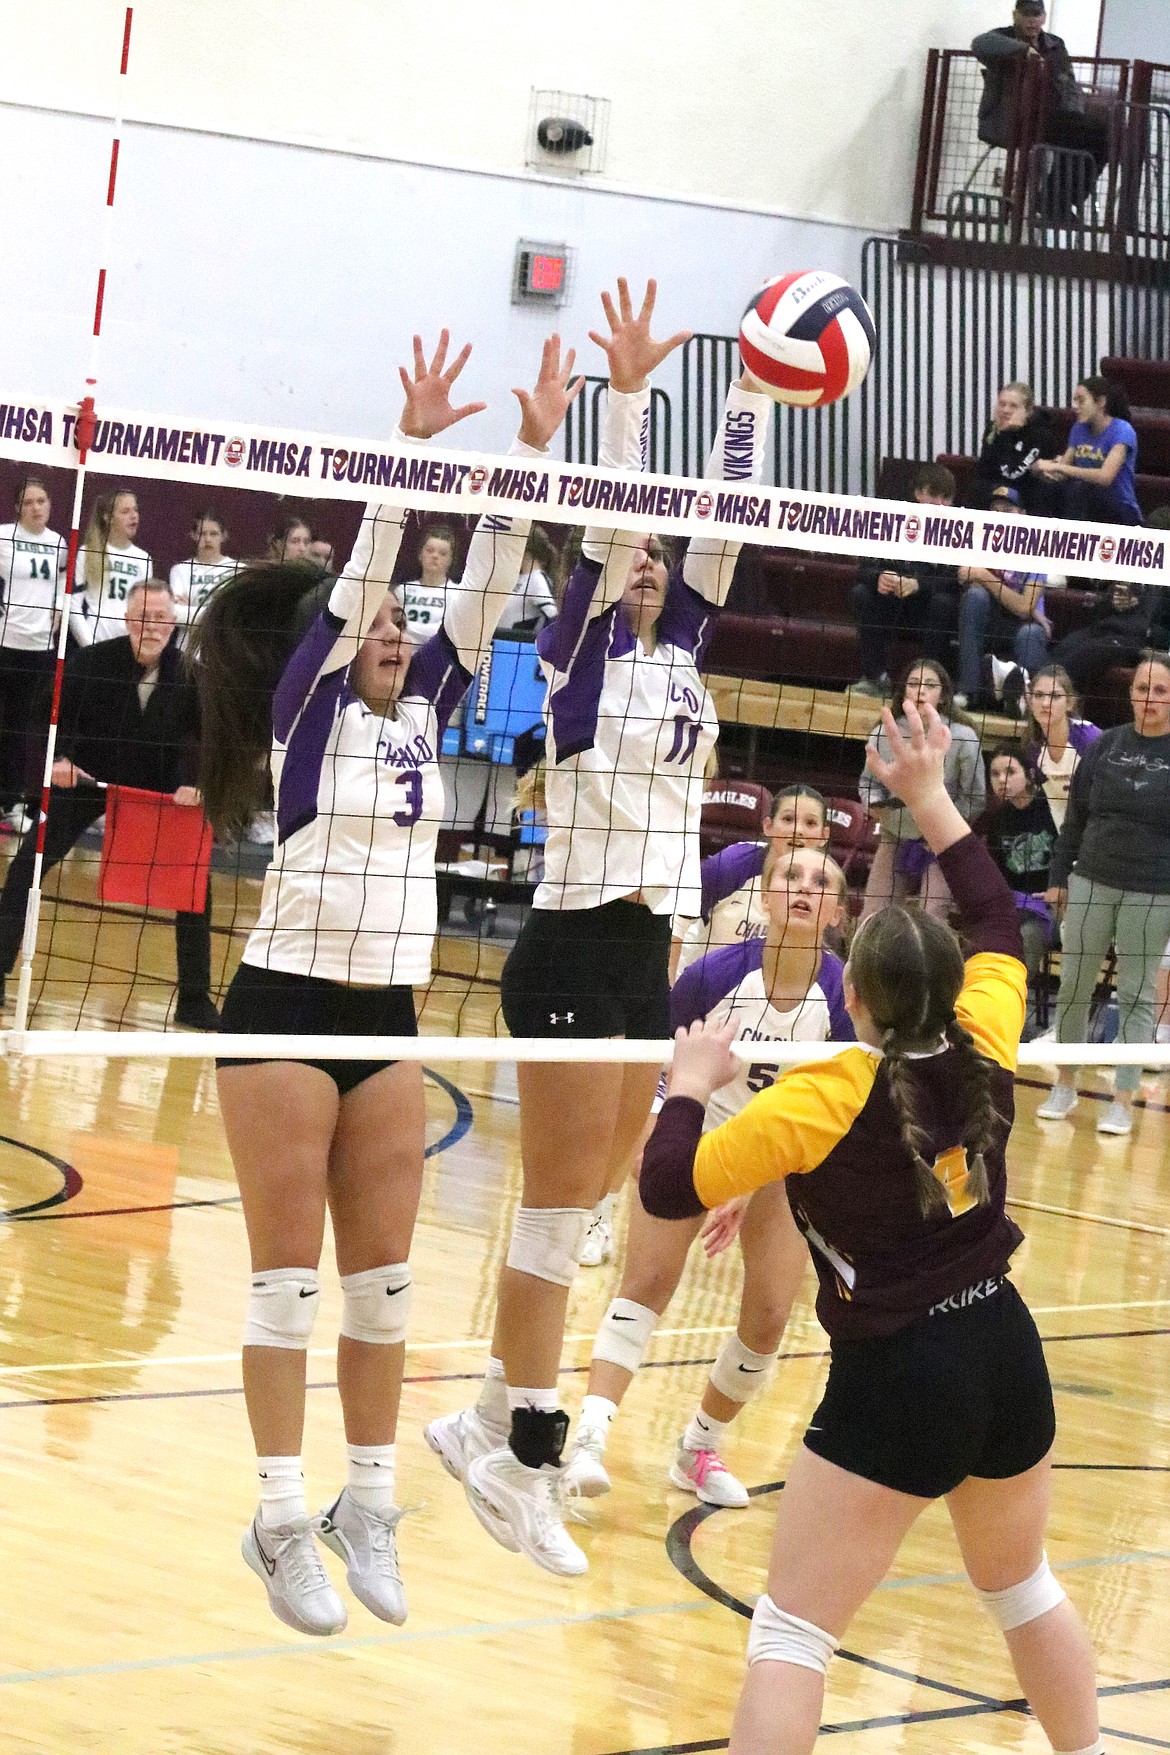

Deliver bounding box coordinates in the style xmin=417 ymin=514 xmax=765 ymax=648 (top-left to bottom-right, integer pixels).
xmin=0 ymin=579 xmax=218 ymax=1028
xmin=972 ymin=1 xmax=1109 ymax=218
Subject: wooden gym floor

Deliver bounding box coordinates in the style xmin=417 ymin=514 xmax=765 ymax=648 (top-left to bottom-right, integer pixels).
xmin=1 ymin=845 xmax=1168 ymax=1754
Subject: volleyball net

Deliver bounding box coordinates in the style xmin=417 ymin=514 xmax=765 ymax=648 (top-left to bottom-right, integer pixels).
xmin=1 ymin=392 xmax=1168 ymax=1071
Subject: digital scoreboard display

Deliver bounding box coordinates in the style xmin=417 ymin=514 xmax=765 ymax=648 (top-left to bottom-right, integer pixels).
xmin=514 ymin=241 xmax=571 ymax=305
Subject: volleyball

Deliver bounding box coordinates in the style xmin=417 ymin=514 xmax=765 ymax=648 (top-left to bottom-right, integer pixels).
xmin=738 ymin=270 xmax=876 ymax=407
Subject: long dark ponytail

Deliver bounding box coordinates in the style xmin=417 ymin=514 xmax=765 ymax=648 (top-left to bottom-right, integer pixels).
xmin=186 ymin=560 xmax=327 ymax=836
xmin=849 ymin=905 xmax=1001 ymax=1216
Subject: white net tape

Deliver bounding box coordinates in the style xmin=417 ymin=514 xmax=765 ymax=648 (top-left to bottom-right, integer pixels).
xmin=2 ymin=389 xmax=1168 ymax=1066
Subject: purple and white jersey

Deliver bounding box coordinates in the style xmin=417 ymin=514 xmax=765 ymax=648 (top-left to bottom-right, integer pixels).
xmin=676 ymin=839 xmax=768 ymax=975
xmin=671 ymin=939 xmax=853 ymax=1130
xmin=534 ymin=380 xmax=773 ymax=916
xmin=244 ymin=476 xmax=533 ymax=985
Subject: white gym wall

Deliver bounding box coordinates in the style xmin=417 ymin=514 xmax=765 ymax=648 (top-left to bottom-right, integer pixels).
xmin=0 ymin=0 xmax=1000 ymax=443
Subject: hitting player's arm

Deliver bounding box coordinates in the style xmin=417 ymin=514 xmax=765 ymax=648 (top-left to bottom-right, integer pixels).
xmin=682 ymin=378 xmax=773 ymax=605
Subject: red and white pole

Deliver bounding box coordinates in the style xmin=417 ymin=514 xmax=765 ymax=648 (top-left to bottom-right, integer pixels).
xmin=12 ymin=6 xmax=134 ymax=1034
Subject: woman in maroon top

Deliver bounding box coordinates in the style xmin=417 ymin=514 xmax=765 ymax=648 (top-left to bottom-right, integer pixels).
xmin=641 ymin=703 xmax=1103 ymax=1755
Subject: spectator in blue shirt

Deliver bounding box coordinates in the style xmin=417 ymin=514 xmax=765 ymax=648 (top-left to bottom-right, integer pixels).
xmin=1033 ymin=376 xmax=1143 ymax=525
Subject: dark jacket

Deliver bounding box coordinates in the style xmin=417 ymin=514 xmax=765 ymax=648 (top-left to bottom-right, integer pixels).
xmin=971 ymin=26 xmax=1084 ymax=147
xmin=855 ymin=555 xmax=960 ymax=599
xmin=1050 ymin=724 xmax=1170 ymax=894
xmin=976 ymin=411 xmax=1057 ymax=495
xmin=57 ymin=633 xmax=199 ymax=794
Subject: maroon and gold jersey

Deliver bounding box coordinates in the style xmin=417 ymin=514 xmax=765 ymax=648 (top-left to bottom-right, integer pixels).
xmin=647 ymin=835 xmax=1028 ymax=1342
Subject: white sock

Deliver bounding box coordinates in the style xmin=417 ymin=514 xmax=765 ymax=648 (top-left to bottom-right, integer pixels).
xmin=683 ymin=1409 xmax=730 ymax=1454
xmin=346 ymin=1442 xmax=397 ymax=1515
xmin=476 ymin=1356 xmax=509 ymax=1434
xmin=257 ymin=1455 xmax=306 ymax=1528
xmin=507 ymin=1385 xmax=560 ymax=1414
xmin=1156 ymin=1022 xmax=1170 ymax=1044
xmin=578 ymin=1393 xmax=617 ymax=1443
xmin=1054 ymin=1741 xmax=1104 ymax=1755
xmin=592 ymin=1194 xmax=615 ymax=1222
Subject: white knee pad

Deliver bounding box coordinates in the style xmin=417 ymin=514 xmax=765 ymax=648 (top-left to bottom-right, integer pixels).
xmin=976 ymin=1553 xmax=1066 ymax=1631
xmin=243 ymin=1268 xmax=319 ymax=1350
xmin=709 ymin=1334 xmax=778 ymax=1403
xmin=506 ymin=1207 xmax=591 ymax=1287
xmin=340 ymin=1262 xmax=412 ymax=1345
xmin=746 ymin=1594 xmax=838 ymax=1674
xmin=592 ymin=1299 xmax=658 ymax=1374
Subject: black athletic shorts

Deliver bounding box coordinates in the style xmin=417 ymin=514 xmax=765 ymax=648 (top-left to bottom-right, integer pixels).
xmin=803 ymin=1276 xmax=1056 ymax=1500
xmin=500 ymin=899 xmax=672 ymax=1039
xmin=217 ymin=961 xmax=417 ymax=1097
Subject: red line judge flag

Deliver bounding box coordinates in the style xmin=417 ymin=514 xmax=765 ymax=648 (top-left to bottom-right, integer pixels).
xmin=99 ymin=786 xmax=213 ymax=913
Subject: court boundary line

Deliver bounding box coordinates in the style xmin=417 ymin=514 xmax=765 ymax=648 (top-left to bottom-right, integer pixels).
xmin=663 ymin=1478 xmax=1170 ymax=1749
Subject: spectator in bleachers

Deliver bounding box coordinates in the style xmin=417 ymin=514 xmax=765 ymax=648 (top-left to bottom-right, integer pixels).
xmin=848 ymin=464 xmax=962 ymax=697
xmin=169 ymin=511 xmax=238 ymax=630
xmin=71 ymin=489 xmax=152 ymax=647
xmin=859 ymin=658 xmax=985 ymax=921
xmin=496 ymin=526 xmax=558 ymax=633
xmin=981 ymin=746 xmax=1058 ymax=1030
xmin=1022 ymin=663 xmax=1101 ymax=829
xmin=1038 ymin=651 xmax=1170 ymax=1135
xmin=1032 ymin=376 xmax=1143 ymax=525
xmin=972 ymin=4 xmax=1109 ymax=217
xmin=955 ymin=485 xmax=1050 ymax=711
xmin=307 ymin=535 xmax=335 ymax=572
xmin=975 ymin=381 xmax=1056 ymax=512
xmin=398 ymin=523 xmax=458 ymax=637
xmin=265 ymin=514 xmax=312 ymax=564
xmin=0 ymin=475 xmax=66 ymax=835
xmin=0 ymin=579 xmax=217 ymax=1029
xmin=1051 ymin=579 xmax=1151 ymax=701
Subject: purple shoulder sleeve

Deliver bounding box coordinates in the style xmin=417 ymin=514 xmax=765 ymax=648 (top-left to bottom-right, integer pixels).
xmin=700 ymin=840 xmax=766 ymax=920
xmin=656 ymin=565 xmax=717 ymax=662
xmin=537 ymin=558 xmax=603 ymax=672
xmin=1072 ymin=719 xmax=1103 ymax=750
xmin=817 ymin=951 xmax=855 ymax=1041
xmin=639 ymin=1097 xmax=708 ymax=1220
xmin=402 ymin=627 xmax=473 ymax=732
xmin=273 ymin=608 xmax=345 ymax=743
xmin=671 ymin=941 xmax=760 ymax=1030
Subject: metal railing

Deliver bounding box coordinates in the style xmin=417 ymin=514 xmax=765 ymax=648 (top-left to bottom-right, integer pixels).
xmin=860 ymin=233 xmax=1170 ymax=490
xmin=909 ymin=48 xmax=1170 ymax=255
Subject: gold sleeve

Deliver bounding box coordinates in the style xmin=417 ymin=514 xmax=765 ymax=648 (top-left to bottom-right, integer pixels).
xmin=955 ymin=952 xmax=1028 ymax=1073
xmin=693 ymin=1047 xmax=878 ymax=1209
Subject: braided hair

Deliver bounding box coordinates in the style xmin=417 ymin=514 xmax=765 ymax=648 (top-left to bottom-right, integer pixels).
xmin=849 ymin=904 xmax=1001 ymax=1217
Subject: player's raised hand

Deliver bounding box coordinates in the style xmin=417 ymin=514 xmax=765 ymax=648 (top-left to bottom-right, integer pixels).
xmin=589 ymin=278 xmax=691 ymax=394
xmin=865 ymin=700 xmax=951 ymax=810
xmin=513 ymin=333 xmax=586 ymax=450
xmin=398 ymin=330 xmax=487 ymax=439
xmin=666 ymin=1015 xmax=739 ymax=1106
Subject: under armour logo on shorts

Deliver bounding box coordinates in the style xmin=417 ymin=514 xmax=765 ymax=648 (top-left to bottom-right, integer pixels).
xmin=549 ymin=1011 xmax=575 ymax=1025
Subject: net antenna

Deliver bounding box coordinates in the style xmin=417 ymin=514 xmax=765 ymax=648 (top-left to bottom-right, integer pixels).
xmin=11 ymin=5 xmax=135 ymax=1034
